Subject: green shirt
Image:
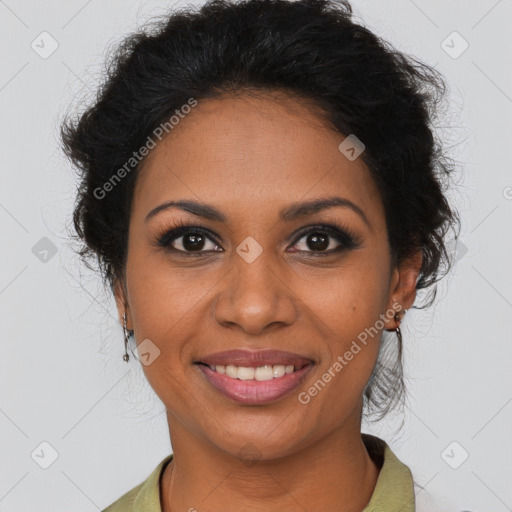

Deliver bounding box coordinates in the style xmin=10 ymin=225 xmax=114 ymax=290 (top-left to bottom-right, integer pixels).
xmin=103 ymin=433 xmax=415 ymax=511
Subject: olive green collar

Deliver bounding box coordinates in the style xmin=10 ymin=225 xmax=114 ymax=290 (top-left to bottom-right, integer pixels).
xmin=103 ymin=433 xmax=415 ymax=511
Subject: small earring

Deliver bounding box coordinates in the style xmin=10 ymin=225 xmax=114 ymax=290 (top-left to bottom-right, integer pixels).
xmin=394 ymin=309 xmax=407 ymax=350
xmin=122 ymin=312 xmax=130 ymax=362
xmin=395 ymin=323 xmax=403 ymax=347
xmin=394 ymin=308 xmax=408 ymax=325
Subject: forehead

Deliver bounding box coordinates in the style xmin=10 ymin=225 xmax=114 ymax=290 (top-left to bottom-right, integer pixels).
xmin=132 ymin=92 xmax=384 ymax=226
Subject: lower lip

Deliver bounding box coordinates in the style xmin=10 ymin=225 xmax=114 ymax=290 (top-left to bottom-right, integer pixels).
xmin=196 ymin=363 xmax=315 ymax=405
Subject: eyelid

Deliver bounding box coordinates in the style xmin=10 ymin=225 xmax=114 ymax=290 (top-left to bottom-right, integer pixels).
xmin=155 ymin=223 xmax=222 ymax=249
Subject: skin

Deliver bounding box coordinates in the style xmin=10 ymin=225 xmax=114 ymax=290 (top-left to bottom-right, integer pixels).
xmin=114 ymin=91 xmax=422 ymax=512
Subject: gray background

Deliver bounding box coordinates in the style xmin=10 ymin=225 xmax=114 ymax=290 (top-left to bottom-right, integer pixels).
xmin=0 ymin=0 xmax=511 ymax=510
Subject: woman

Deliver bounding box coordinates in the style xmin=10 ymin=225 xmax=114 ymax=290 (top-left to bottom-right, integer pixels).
xmin=61 ymin=0 xmax=459 ymax=509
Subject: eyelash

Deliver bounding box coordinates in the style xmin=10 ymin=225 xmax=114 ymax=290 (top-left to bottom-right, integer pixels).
xmin=154 ymin=218 xmax=361 ymax=256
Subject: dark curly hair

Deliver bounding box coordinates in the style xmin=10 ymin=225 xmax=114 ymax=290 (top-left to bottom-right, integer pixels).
xmin=60 ymin=0 xmax=460 ymax=421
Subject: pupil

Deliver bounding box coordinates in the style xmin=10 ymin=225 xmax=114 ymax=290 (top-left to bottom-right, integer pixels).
xmin=307 ymin=232 xmax=328 ymax=251
xmin=183 ymin=233 xmax=205 ymax=251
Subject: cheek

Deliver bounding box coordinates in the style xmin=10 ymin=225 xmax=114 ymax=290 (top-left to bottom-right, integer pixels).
xmin=300 ymin=253 xmax=390 ymax=390
xmin=298 ymin=281 xmax=385 ymax=424
xmin=123 ymin=257 xmax=197 ymax=388
xmin=125 ymin=250 xmax=211 ymax=337
xmin=307 ymin=253 xmax=391 ymax=337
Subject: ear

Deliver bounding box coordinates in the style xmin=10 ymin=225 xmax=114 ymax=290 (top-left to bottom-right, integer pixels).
xmin=113 ymin=277 xmax=133 ymax=330
xmin=383 ymin=249 xmax=422 ymax=330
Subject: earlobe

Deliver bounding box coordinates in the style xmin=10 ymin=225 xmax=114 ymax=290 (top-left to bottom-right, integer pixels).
xmin=113 ymin=277 xmax=132 ymax=329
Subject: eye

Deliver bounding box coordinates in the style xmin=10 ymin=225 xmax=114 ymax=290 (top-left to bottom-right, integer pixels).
xmin=155 ymin=220 xmax=222 ymax=254
xmin=288 ymin=224 xmax=359 ymax=255
xmin=154 ymin=220 xmax=360 ymax=256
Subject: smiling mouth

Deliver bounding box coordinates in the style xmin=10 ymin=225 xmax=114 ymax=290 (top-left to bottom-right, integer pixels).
xmin=194 ymin=361 xmax=315 ymax=405
xmin=195 ymin=362 xmax=311 ymax=381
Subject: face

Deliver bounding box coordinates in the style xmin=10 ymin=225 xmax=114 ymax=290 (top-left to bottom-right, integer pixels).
xmin=115 ymin=92 xmax=419 ymax=460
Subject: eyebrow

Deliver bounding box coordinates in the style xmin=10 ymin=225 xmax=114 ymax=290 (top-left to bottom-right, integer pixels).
xmin=144 ymin=196 xmax=369 ymax=226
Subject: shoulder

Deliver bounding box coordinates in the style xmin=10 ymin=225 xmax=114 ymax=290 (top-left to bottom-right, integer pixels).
xmin=101 ymin=454 xmax=173 ymax=512
xmin=102 ymin=483 xmax=142 ymax=512
xmin=362 ymin=433 xmax=415 ymax=512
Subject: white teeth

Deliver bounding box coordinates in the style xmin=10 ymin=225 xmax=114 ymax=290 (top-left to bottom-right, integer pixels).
xmin=211 ymin=364 xmax=298 ymax=380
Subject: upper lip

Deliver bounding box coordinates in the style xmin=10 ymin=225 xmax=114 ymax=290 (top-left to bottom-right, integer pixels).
xmin=196 ymin=349 xmax=315 ymax=368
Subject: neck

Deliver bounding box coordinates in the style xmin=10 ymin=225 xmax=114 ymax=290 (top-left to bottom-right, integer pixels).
xmin=160 ymin=412 xmax=380 ymax=512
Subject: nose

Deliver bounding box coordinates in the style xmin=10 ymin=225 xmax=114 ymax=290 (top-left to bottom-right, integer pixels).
xmin=212 ymin=250 xmax=298 ymax=335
